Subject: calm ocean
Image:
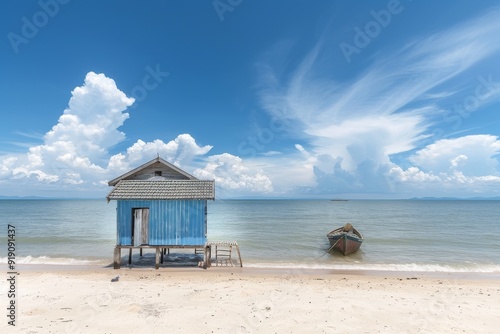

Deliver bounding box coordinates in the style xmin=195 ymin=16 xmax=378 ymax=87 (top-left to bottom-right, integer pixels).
xmin=1 ymin=199 xmax=499 ymax=273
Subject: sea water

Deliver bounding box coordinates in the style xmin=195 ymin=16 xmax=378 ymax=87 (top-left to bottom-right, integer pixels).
xmin=1 ymin=199 xmax=499 ymax=273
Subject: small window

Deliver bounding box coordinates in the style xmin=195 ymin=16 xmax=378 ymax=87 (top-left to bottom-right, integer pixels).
xmin=155 ymin=171 xmax=162 ymax=176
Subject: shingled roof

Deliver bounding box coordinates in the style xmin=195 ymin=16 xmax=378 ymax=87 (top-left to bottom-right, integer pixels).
xmin=106 ymin=180 xmax=215 ymax=201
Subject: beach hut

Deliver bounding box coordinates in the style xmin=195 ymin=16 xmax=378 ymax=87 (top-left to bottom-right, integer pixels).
xmin=106 ymin=156 xmax=215 ymax=269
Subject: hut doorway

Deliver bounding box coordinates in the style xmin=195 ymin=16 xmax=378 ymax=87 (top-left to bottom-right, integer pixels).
xmin=132 ymin=208 xmax=149 ymax=246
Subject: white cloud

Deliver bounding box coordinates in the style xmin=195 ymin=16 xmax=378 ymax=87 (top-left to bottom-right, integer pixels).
xmin=45 ymin=72 xmax=134 ymax=158
xmin=122 ymin=135 xmax=212 ymax=167
xmin=104 ymin=134 xmax=214 ymax=180
xmin=229 ymin=152 xmax=320 ymax=196
xmin=410 ymin=135 xmax=500 ymax=176
xmin=0 ymin=157 xmax=17 ymax=177
xmin=0 ymin=73 xmax=216 ymax=195
xmin=194 ymin=153 xmax=273 ymax=194
xmin=309 ymin=113 xmax=430 ymax=171
xmin=294 ymin=144 xmax=307 ymax=154
xmin=0 ymin=72 xmax=134 ymax=189
xmin=388 ymin=166 xmax=440 ymax=183
xmin=11 ymin=167 xmax=59 ymax=183
xmin=388 ymin=163 xmax=500 ymax=195
xmin=450 ymin=155 xmax=468 ymax=169
xmin=262 ymin=151 xmax=282 ymax=156
xmin=386 ymin=135 xmax=500 ymax=196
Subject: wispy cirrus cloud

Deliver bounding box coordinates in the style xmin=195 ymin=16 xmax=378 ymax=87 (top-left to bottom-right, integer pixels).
xmin=256 ymin=7 xmax=500 ymax=196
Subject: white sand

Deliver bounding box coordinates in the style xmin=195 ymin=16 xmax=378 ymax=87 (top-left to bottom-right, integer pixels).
xmin=4 ymin=268 xmax=500 ymax=333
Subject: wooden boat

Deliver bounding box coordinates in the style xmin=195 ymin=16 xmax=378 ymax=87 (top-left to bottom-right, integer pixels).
xmin=326 ymin=223 xmax=363 ymax=255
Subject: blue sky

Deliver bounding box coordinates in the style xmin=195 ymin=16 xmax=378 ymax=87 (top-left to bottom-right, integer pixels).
xmin=1 ymin=0 xmax=500 ymax=199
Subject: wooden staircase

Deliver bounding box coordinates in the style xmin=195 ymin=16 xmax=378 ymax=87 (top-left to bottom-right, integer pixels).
xmin=204 ymin=241 xmax=242 ymax=267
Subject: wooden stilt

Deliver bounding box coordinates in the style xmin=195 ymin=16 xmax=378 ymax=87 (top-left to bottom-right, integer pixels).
xmin=128 ymin=248 xmax=132 ymax=265
xmin=235 ymin=244 xmax=243 ymax=267
xmin=113 ymin=246 xmax=121 ymax=269
xmin=202 ymin=245 xmax=211 ymax=268
xmin=207 ymin=245 xmax=212 ymax=267
xmin=161 ymin=248 xmax=164 ymax=264
xmin=155 ymin=247 xmax=160 ymax=270
xmin=202 ymin=246 xmax=207 ymax=268
xmin=140 ymin=248 xmax=143 ymax=256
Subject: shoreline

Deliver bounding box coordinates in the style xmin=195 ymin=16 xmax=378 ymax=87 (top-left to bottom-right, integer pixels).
xmin=15 ymin=263 xmax=500 ymax=280
xmin=7 ymin=251 xmax=500 ymax=277
xmin=8 ymin=267 xmax=500 ymax=333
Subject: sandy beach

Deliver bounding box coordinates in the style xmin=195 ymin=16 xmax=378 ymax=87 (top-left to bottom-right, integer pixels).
xmin=3 ymin=267 xmax=499 ymax=334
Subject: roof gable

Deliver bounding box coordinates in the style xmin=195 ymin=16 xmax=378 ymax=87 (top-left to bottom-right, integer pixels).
xmin=108 ymin=157 xmax=197 ymax=186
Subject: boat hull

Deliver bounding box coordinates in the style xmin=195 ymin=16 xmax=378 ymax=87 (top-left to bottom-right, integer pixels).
xmin=327 ymin=228 xmax=363 ymax=255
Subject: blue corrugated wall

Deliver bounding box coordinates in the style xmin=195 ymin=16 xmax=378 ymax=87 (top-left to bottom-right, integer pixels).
xmin=116 ymin=200 xmax=207 ymax=246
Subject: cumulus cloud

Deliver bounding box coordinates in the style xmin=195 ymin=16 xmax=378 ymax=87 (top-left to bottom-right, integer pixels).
xmin=0 ymin=72 xmax=135 ymax=187
xmin=123 ymin=135 xmax=212 ymax=166
xmin=194 ymin=153 xmax=273 ymax=194
xmin=106 ymin=135 xmax=213 ymax=177
xmin=388 ymin=166 xmax=438 ymax=183
xmin=0 ymin=72 xmax=273 ymax=197
xmin=45 ymin=72 xmax=133 ymax=154
xmin=300 ymin=135 xmax=500 ymax=197
xmin=409 ymin=135 xmax=500 ymax=176
xmin=387 ymin=135 xmax=500 ymax=195
xmin=388 ymin=164 xmax=500 ymax=195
